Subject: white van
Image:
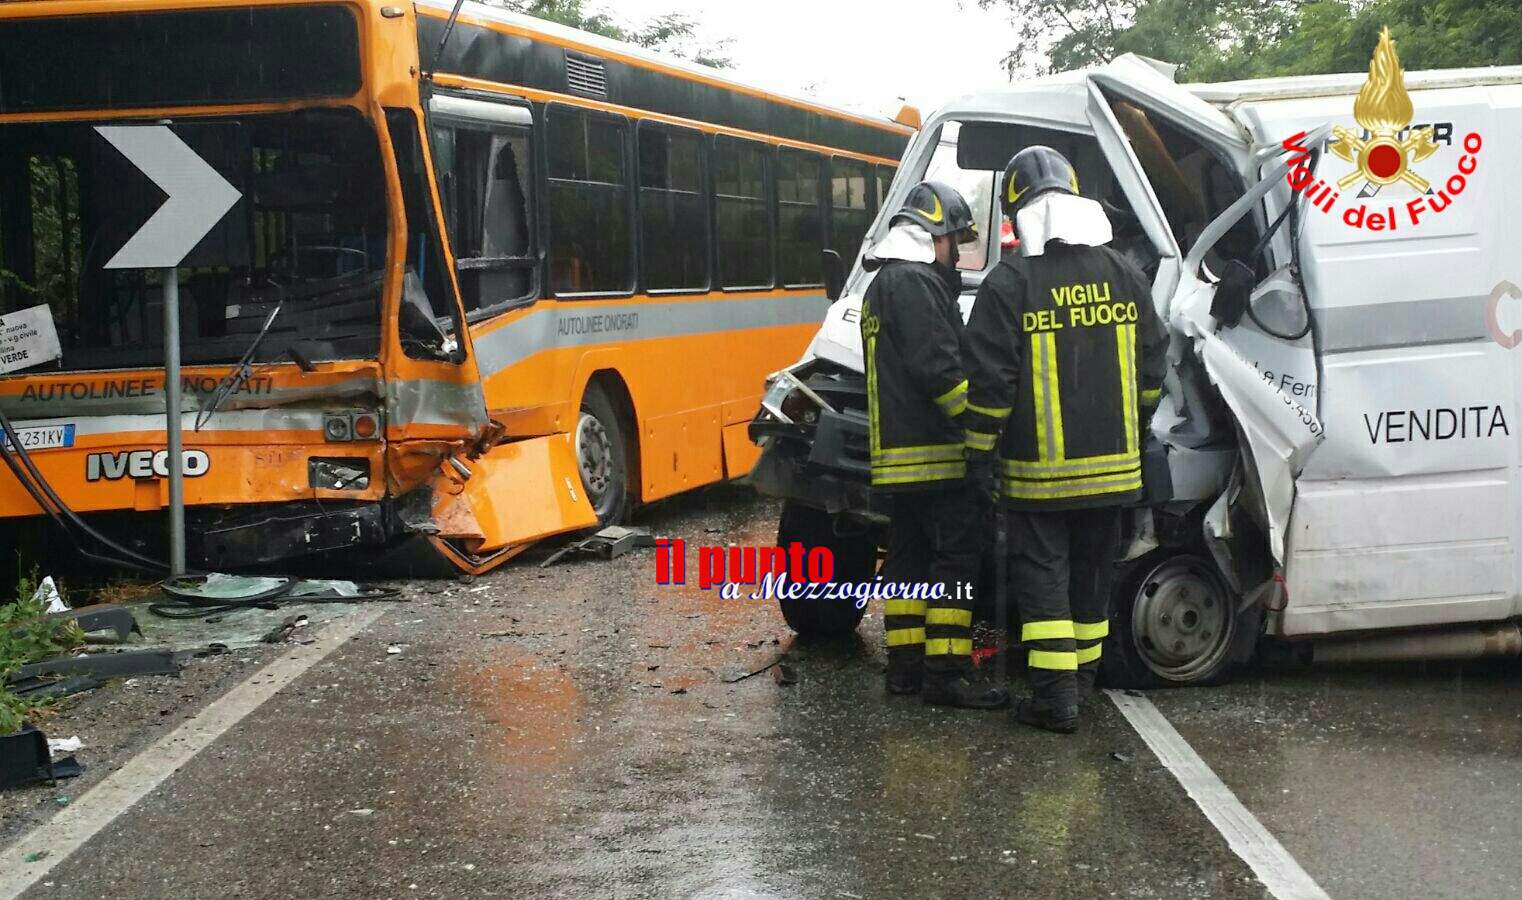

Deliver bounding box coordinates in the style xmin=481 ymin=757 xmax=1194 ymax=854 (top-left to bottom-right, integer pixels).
xmin=749 ymin=51 xmax=1522 ymax=686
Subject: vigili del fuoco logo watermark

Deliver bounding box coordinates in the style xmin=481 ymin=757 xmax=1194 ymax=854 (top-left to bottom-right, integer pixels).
xmin=1279 ymin=28 xmax=1482 ymax=232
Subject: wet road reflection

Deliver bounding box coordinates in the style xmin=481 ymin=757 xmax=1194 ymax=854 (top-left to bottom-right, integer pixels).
xmin=1154 ymin=660 xmax=1522 ymax=900
xmin=10 ymin=491 xmax=1265 ymax=897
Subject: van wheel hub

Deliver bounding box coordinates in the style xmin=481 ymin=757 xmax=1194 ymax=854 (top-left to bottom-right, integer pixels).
xmin=1131 ymin=557 xmax=1233 ymax=678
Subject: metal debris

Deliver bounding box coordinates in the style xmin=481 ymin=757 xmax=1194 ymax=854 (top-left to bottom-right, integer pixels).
xmin=539 ymin=526 xmax=656 ymax=567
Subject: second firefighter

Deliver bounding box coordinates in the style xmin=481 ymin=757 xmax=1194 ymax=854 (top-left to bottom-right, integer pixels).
xmin=862 ymin=181 xmax=1009 ymax=710
xmin=964 ymin=147 xmax=1167 ymax=733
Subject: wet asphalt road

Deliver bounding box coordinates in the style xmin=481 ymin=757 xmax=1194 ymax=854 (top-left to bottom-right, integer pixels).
xmin=11 ymin=486 xmax=1522 ymax=899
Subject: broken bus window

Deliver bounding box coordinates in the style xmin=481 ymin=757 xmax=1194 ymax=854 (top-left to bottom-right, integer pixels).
xmin=0 ymin=108 xmax=388 ymax=370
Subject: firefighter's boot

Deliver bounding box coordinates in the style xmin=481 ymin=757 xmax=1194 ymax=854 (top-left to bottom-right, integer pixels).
xmin=922 ymin=669 xmax=1010 ymax=709
xmin=1013 ymin=698 xmax=1079 ymax=734
xmin=884 ymin=596 xmax=929 ymax=695
xmin=1074 ymin=663 xmax=1101 ymax=708
xmin=885 ymin=656 xmax=924 ymax=695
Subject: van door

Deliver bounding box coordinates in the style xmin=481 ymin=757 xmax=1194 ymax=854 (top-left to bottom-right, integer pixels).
xmin=1084 ymin=59 xmax=1326 ymax=564
xmin=1228 ymin=89 xmax=1519 ymax=636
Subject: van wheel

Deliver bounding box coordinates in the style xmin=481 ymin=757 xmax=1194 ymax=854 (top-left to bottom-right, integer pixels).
xmin=775 ymin=502 xmax=874 ymax=639
xmin=577 ymin=384 xmax=630 ymax=525
xmin=1103 ymin=552 xmax=1239 ymax=688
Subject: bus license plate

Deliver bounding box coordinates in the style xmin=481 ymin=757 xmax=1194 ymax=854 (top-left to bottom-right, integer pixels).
xmin=3 ymin=424 xmax=75 ymax=452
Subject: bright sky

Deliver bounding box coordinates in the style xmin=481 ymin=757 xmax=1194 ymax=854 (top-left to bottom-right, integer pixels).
xmin=609 ymin=0 xmax=1021 ymax=117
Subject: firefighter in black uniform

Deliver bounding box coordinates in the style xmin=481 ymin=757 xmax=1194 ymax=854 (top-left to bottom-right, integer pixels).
xmin=964 ymin=147 xmax=1166 ymax=733
xmin=863 ymin=181 xmax=1009 ymax=710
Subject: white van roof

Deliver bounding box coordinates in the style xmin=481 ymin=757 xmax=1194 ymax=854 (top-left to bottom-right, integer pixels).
xmin=1186 ymin=64 xmax=1522 ymax=104
xmin=933 ymin=54 xmax=1522 ymax=122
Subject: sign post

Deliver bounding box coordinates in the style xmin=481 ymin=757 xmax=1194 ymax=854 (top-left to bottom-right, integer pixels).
xmin=95 ymin=124 xmax=241 ymax=577
xmin=162 ymin=267 xmax=185 ymax=574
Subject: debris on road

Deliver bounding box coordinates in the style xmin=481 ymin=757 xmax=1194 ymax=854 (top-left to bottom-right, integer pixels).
xmin=539 ymin=526 xmax=655 ymax=567
xmin=8 ymin=675 xmax=101 ymax=702
xmin=149 ymin=573 xmax=403 ymax=620
xmin=50 ymin=605 xmax=139 ymax=644
xmin=260 ymin=615 xmax=309 ymax=645
xmin=1 ymin=726 xmax=83 ymax=790
xmin=9 ymin=648 xmax=180 ymax=682
xmin=722 ymin=652 xmax=792 ymax=684
xmin=31 ymin=577 xmax=67 ymax=614
xmin=771 ymin=663 xmax=800 ymax=687
xmin=45 ymin=736 xmax=83 ymax=755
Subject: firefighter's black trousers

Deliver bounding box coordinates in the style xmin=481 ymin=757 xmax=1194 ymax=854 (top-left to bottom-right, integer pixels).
xmin=881 ymin=482 xmax=982 ymax=676
xmin=1005 ymin=506 xmax=1122 ymax=709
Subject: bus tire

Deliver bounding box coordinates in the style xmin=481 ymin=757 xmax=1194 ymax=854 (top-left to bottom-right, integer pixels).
xmin=577 ymin=384 xmax=631 ymax=526
xmin=1102 ymin=551 xmax=1241 ymax=689
xmin=775 ymin=501 xmax=874 ymax=639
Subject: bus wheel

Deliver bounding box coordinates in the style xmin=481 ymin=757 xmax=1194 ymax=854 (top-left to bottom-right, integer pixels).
xmin=1103 ymin=552 xmax=1239 ymax=689
xmin=775 ymin=502 xmax=874 ymax=639
xmin=577 ymin=384 xmax=631 ymax=525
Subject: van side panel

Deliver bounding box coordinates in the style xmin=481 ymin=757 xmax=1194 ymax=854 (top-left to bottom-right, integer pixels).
xmin=1236 ymin=85 xmax=1522 ymax=636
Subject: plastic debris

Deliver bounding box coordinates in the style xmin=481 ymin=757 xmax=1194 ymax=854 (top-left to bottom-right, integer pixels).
xmin=32 ymin=576 xmax=67 ymax=614
xmin=46 ymin=736 xmax=83 ymax=756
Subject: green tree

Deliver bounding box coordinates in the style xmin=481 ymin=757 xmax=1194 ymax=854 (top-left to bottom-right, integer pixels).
xmin=976 ymin=0 xmax=1522 ymax=80
xmin=498 ymin=0 xmax=733 ymax=68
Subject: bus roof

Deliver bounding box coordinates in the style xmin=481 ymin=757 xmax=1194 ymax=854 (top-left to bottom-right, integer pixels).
xmin=414 ymin=0 xmax=911 ymax=137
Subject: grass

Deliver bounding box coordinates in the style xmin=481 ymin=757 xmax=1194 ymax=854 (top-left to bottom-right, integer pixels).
xmin=91 ymin=577 xmax=161 ymax=607
xmin=1 ymin=570 xmax=84 ymax=735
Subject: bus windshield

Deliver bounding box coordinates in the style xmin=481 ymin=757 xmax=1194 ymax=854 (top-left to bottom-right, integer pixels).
xmin=0 ymin=107 xmax=388 ymax=371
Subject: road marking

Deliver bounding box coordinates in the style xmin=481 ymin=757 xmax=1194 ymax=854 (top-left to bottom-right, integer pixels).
xmin=1107 ymin=690 xmax=1331 ymax=900
xmin=0 ymin=606 xmax=388 ymax=899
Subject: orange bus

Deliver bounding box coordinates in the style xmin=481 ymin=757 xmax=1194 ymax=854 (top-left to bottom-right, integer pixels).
xmin=0 ymin=0 xmax=913 ymax=574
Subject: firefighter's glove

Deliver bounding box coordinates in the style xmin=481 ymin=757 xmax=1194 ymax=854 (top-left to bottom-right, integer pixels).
xmin=966 ymin=451 xmax=996 ymax=502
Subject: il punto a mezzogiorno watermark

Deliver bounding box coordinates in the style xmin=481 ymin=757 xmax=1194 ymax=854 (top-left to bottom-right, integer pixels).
xmin=654 ymin=539 xmax=955 ymax=608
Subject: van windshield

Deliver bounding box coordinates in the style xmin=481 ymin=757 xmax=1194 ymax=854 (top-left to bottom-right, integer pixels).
xmin=0 ymin=108 xmax=388 ymax=371
xmin=924 ymin=121 xmax=997 ymax=273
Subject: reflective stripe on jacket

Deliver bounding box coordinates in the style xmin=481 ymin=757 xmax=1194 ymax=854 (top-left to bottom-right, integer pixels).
xmin=964 ymin=244 xmax=1166 ymax=510
xmin=861 ymin=259 xmax=970 ymax=492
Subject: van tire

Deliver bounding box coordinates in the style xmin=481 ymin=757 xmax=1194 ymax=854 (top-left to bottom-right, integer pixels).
xmin=1102 ymin=551 xmax=1241 ymax=689
xmin=577 ymin=384 xmax=631 ymax=526
xmin=775 ymin=502 xmax=874 ymax=639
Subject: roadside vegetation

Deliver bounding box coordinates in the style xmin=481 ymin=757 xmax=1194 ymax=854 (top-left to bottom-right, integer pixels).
xmin=976 ymin=0 xmax=1522 ymax=79
xmin=0 ymin=571 xmax=83 ymax=734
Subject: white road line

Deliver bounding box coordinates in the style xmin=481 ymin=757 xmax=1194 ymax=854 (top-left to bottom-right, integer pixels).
xmin=1107 ymin=689 xmax=1332 ymax=900
xmin=0 ymin=606 xmax=388 ymax=899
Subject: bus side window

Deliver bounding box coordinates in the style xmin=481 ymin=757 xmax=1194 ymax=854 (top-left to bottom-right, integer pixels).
xmin=875 ymin=164 xmax=896 ymax=211
xmin=776 ymin=148 xmax=824 ymax=288
xmin=713 ymin=136 xmax=772 ymax=291
xmin=432 ymin=120 xmax=536 ymax=317
xmin=386 ymin=108 xmax=464 ymax=363
xmin=637 ymin=123 xmax=709 ymax=293
xmin=545 ymin=105 xmax=632 ymax=296
xmin=829 ymin=156 xmax=873 ymax=265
